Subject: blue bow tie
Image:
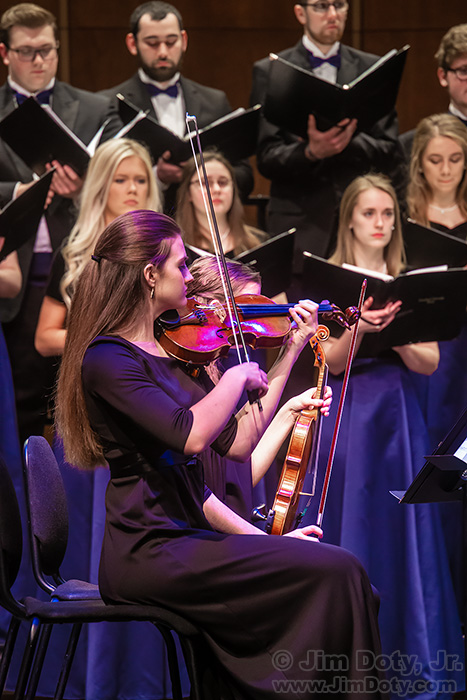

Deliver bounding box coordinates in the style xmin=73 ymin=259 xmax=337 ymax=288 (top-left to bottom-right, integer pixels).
xmin=307 ymin=51 xmax=341 ymax=71
xmin=145 ymin=83 xmax=179 ymax=99
xmin=13 ymin=88 xmax=53 ymax=106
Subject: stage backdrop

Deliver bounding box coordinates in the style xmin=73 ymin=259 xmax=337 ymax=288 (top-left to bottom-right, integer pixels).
xmin=0 ymin=0 xmax=465 ymax=194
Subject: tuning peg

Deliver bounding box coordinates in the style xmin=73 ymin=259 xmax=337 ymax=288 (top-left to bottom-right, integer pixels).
xmin=251 ymin=503 xmax=268 ymax=522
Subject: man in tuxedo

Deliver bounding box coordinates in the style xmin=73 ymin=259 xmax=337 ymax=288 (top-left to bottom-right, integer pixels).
xmin=251 ymin=0 xmax=403 ymax=265
xmin=100 ymin=1 xmax=253 ymax=212
xmin=436 ymin=24 xmax=467 ymax=127
xmin=0 ymin=3 xmax=119 ymax=444
xmin=400 ymin=25 xmax=467 ymax=161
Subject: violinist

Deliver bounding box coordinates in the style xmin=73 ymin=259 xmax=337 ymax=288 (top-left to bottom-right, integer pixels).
xmin=303 ymin=174 xmax=463 ymax=692
xmin=56 ymin=209 xmax=387 ymax=700
xmin=187 ymin=255 xmax=332 ymax=521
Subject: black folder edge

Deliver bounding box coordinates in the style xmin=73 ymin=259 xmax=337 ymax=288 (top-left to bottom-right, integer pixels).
xmin=264 ymin=45 xmax=409 ymax=137
xmin=185 ymin=229 xmax=295 ymax=298
xmin=0 ymin=97 xmax=90 ymax=176
xmin=403 ymin=218 xmax=467 ymax=269
xmin=301 ymin=252 xmax=467 ymax=351
xmin=235 ymin=228 xmax=295 ymax=297
xmin=116 ymin=94 xmax=261 ymax=163
xmin=391 ymin=406 xmax=467 ymax=505
xmin=0 ymin=169 xmax=54 ymax=261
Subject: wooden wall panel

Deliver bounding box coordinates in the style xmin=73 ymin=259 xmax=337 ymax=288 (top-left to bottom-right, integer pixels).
xmin=0 ymin=0 xmax=465 ymax=193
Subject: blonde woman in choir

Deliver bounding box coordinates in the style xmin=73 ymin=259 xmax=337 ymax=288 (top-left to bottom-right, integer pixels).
xmin=407 ymin=112 xmax=467 ymax=239
xmin=35 ymin=138 xmax=162 ymax=356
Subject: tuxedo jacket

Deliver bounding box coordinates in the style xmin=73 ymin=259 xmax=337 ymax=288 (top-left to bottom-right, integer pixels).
xmin=101 ymin=73 xmax=253 ymax=208
xmin=0 ymin=81 xmax=120 ymax=322
xmin=250 ymin=41 xmax=405 ymax=261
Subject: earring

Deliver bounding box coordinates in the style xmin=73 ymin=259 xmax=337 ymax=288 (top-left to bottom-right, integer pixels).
xmin=150 ymin=287 xmax=155 ymax=300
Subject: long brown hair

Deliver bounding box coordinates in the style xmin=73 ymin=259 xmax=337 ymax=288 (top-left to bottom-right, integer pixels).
xmin=175 ymin=150 xmax=264 ymax=255
xmin=330 ymin=174 xmax=405 ymax=277
xmin=407 ymin=114 xmax=467 ymax=227
xmin=55 ymin=210 xmax=180 ymax=468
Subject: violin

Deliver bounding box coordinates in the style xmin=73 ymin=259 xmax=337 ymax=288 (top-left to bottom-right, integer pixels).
xmin=260 ymin=280 xmax=367 ymax=536
xmin=266 ymin=325 xmax=329 ymax=535
xmin=154 ymin=294 xmax=359 ymax=365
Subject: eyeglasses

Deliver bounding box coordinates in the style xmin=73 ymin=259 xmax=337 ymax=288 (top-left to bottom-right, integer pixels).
xmin=7 ymin=43 xmax=59 ymax=62
xmin=299 ymin=1 xmax=348 ymax=13
xmin=190 ymin=177 xmax=233 ymax=189
xmin=446 ymin=65 xmax=467 ymax=81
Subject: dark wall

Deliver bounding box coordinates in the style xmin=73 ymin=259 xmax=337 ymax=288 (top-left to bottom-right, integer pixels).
xmin=0 ymin=0 xmax=466 ymax=192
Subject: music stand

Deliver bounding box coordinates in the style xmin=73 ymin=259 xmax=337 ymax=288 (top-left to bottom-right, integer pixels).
xmin=392 ymin=406 xmax=467 ymax=688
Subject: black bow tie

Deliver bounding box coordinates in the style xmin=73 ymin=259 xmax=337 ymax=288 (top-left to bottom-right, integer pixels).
xmin=307 ymin=51 xmax=341 ymax=70
xmin=145 ymin=83 xmax=179 ymax=98
xmin=13 ymin=88 xmax=53 ymax=106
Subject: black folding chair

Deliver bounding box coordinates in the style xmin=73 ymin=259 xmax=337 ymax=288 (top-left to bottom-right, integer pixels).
xmin=0 ymin=445 xmax=209 ymax=700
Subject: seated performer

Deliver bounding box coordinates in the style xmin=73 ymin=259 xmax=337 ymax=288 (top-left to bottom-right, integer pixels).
xmin=55 ymin=209 xmax=387 ymax=700
xmin=176 ymin=151 xmax=265 ymax=256
xmin=187 ymin=255 xmax=331 ymax=520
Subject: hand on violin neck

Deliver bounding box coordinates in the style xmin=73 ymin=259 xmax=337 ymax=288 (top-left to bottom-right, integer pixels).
xmin=284 ymin=524 xmax=323 ymax=541
xmin=284 ymin=386 xmax=332 ymax=420
xmin=359 ymin=297 xmax=402 ymax=335
xmin=286 ymin=299 xmax=319 ymax=355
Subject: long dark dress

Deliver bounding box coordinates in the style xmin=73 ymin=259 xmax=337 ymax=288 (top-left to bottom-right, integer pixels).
xmin=428 ymin=220 xmax=467 ymax=242
xmin=81 ymin=335 xmax=386 ymax=700
xmin=302 ymin=353 xmax=464 ymax=699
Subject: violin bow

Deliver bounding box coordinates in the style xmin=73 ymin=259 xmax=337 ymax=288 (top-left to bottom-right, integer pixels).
xmin=185 ymin=114 xmax=262 ymax=410
xmin=314 ymin=279 xmax=367 ymax=531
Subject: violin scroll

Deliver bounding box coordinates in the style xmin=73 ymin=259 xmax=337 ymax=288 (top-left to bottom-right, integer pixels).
xmin=319 ymin=300 xmax=360 ymax=330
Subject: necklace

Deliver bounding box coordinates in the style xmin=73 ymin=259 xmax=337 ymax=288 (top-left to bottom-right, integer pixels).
xmin=429 ymin=203 xmax=458 ymax=214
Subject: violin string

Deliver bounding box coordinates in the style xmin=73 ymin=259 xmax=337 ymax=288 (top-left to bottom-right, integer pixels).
xmin=186 ymin=114 xmax=246 ymax=366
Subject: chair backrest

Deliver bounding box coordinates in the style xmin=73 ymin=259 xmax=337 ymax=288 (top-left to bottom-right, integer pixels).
xmin=0 ymin=456 xmax=23 ymax=612
xmin=23 ymin=436 xmax=69 ymax=584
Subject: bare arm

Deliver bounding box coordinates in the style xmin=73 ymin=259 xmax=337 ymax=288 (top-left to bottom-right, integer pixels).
xmin=227 ymin=300 xmax=319 ymax=461
xmin=251 ymin=386 xmax=332 ymax=487
xmin=203 ymin=491 xmax=323 ymax=541
xmin=392 ymin=342 xmax=439 ymax=375
xmin=35 ymin=296 xmax=67 ymax=357
xmin=0 ymin=250 xmax=21 ymax=298
xmin=185 ymin=361 xmax=268 ymax=454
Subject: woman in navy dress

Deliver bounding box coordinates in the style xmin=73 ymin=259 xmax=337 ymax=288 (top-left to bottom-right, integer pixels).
xmin=55 ymin=209 xmax=387 ymax=700
xmin=0 ymin=246 xmax=26 ymax=642
xmin=407 ymin=113 xmax=467 ymax=624
xmin=303 ymin=174 xmax=464 ymax=699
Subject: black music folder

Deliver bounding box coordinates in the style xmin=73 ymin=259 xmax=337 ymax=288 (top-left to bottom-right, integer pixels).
xmin=301 ymin=252 xmax=467 ymax=354
xmin=185 ymin=229 xmax=295 ymax=298
xmin=392 ymin=406 xmax=467 ymax=505
xmin=116 ymin=94 xmax=261 ymax=163
xmin=403 ymin=219 xmax=467 ymax=269
xmin=263 ymin=45 xmax=409 ymax=136
xmin=0 ymin=170 xmax=54 ymax=261
xmin=0 ymin=97 xmax=91 ymax=176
